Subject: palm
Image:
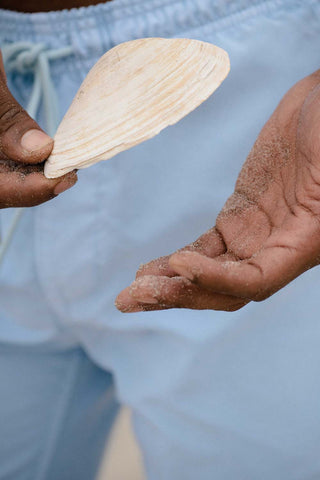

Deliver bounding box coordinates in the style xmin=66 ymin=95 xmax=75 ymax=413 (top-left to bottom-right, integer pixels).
xmin=116 ymin=71 xmax=320 ymax=312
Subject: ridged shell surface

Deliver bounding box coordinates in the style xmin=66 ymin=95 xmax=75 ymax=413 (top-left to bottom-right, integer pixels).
xmin=44 ymin=38 xmax=230 ymax=178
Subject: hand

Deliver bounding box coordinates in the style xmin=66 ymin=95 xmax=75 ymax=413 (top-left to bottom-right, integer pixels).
xmin=116 ymin=70 xmax=320 ymax=312
xmin=0 ymin=52 xmax=77 ymax=208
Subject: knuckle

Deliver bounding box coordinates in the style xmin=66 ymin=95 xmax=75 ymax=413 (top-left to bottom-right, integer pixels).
xmin=0 ymin=102 xmax=24 ymax=131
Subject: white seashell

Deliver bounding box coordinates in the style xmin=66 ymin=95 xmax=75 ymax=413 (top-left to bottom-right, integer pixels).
xmin=44 ymin=38 xmax=230 ymax=179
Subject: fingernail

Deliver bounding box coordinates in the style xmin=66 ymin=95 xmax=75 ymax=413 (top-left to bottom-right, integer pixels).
xmin=21 ymin=129 xmax=52 ymax=152
xmin=169 ymin=260 xmax=195 ymax=280
xmin=133 ymin=294 xmax=159 ymax=304
xmin=54 ymin=178 xmax=75 ymax=195
xmin=129 ymin=284 xmax=159 ymax=304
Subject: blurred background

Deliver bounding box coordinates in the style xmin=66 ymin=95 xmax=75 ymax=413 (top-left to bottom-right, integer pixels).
xmin=97 ymin=408 xmax=146 ymax=480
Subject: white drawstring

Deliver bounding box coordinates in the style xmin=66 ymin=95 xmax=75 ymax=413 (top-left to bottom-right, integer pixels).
xmin=0 ymin=42 xmax=73 ymax=265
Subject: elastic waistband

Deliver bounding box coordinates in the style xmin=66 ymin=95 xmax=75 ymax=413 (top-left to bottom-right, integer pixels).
xmin=0 ymin=0 xmax=313 ymax=69
xmin=0 ymin=0 xmax=308 ymax=39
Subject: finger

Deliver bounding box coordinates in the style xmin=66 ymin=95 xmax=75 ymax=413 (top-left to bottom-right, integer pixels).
xmin=136 ymin=227 xmax=226 ymax=279
xmin=115 ymin=286 xmax=170 ymax=313
xmin=169 ymin=245 xmax=307 ymax=300
xmin=0 ymin=166 xmax=78 ymax=207
xmin=188 ymin=227 xmax=226 ymax=257
xmin=0 ymin=75 xmax=53 ymax=164
xmin=135 ymin=255 xmax=174 ymax=279
xmin=116 ymin=275 xmax=248 ymax=312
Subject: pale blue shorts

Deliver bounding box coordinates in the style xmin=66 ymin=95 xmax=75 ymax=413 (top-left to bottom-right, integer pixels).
xmin=1 ymin=1 xmax=320 ymax=479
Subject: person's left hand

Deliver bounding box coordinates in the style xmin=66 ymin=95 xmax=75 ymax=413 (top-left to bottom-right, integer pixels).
xmin=116 ymin=70 xmax=320 ymax=313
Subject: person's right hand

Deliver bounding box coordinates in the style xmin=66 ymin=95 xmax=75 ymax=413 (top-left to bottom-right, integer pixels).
xmin=116 ymin=69 xmax=320 ymax=313
xmin=0 ymin=52 xmax=77 ymax=208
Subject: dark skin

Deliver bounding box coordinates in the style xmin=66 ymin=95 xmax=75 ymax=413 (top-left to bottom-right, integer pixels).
xmin=0 ymin=53 xmax=77 ymax=207
xmin=0 ymin=2 xmax=109 ymax=206
xmin=0 ymin=0 xmax=110 ymax=12
xmin=3 ymin=0 xmax=320 ymax=312
xmin=116 ymin=71 xmax=320 ymax=312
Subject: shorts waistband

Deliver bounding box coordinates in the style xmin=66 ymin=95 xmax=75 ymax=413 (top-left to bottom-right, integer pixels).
xmin=0 ymin=0 xmax=308 ymax=40
xmin=0 ymin=0 xmax=313 ymax=70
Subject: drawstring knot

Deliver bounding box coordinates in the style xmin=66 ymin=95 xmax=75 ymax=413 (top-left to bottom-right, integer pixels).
xmin=0 ymin=41 xmax=73 ymax=263
xmin=2 ymin=41 xmax=73 ymax=136
xmin=4 ymin=43 xmax=47 ymax=75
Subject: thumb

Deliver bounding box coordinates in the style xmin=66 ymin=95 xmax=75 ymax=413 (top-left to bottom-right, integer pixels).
xmin=0 ymin=53 xmax=53 ymax=164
